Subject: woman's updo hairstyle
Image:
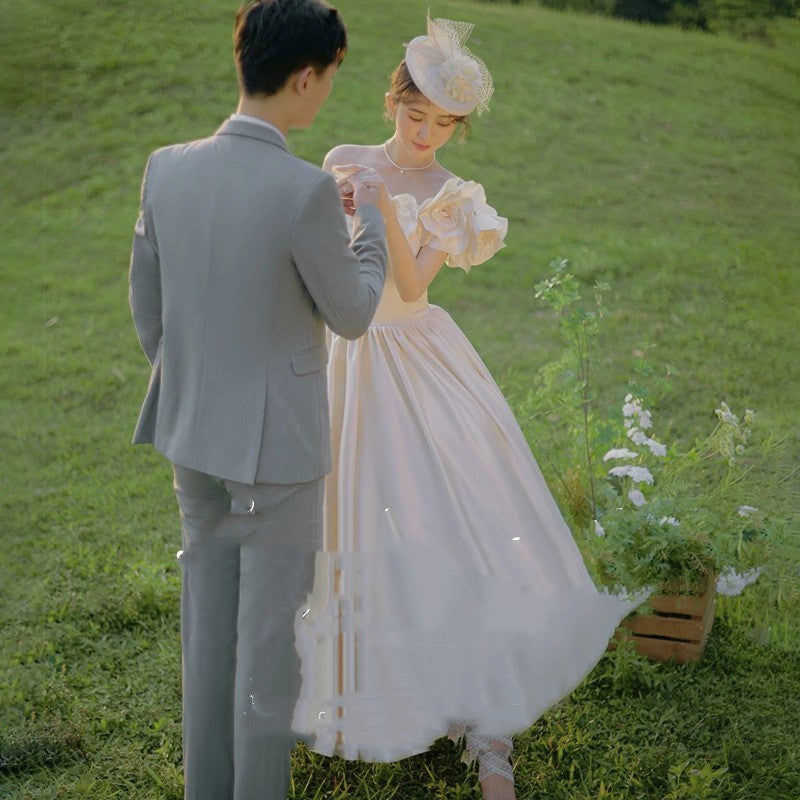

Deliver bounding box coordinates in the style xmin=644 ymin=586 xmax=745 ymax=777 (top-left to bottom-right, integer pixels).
xmin=384 ymin=60 xmax=471 ymax=137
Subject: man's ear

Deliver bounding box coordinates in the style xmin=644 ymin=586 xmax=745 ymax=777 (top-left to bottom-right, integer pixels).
xmin=294 ymin=65 xmax=316 ymax=95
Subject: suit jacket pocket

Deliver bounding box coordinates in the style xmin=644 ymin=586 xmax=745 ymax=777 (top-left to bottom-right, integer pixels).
xmin=290 ymin=344 xmax=328 ymax=375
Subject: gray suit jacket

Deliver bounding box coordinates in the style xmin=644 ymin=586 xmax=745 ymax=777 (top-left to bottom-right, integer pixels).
xmin=129 ymin=118 xmax=387 ymax=484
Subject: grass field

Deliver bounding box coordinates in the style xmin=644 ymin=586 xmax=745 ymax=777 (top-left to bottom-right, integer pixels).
xmin=2 ymin=0 xmax=799 ymax=797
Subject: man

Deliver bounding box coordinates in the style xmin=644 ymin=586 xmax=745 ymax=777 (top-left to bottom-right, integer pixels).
xmin=128 ymin=2 xmax=387 ymax=798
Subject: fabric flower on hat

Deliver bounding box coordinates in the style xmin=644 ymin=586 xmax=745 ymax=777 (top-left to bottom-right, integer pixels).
xmin=439 ymin=53 xmax=482 ymax=106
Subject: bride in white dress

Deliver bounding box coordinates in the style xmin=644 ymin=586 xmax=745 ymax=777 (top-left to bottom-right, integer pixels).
xmin=292 ymin=17 xmax=639 ymax=799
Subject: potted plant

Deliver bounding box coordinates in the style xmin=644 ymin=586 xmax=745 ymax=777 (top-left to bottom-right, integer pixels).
xmin=587 ymin=395 xmax=770 ymax=662
xmin=523 ymin=260 xmax=798 ymax=662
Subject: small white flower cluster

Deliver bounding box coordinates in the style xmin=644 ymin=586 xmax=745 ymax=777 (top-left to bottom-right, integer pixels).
xmin=715 ymin=402 xmax=754 ymax=427
xmin=628 ymin=489 xmax=646 ymax=507
xmin=627 ymin=428 xmax=649 ymax=446
xmin=622 ymin=394 xmax=652 ymax=429
xmin=602 ymin=584 xmax=654 ymax=605
xmin=601 ymin=395 xmax=667 ymax=511
xmin=714 ymin=402 xmax=754 ymax=464
xmin=622 ymin=395 xmax=666 ymax=456
xmin=603 ymin=448 xmax=639 ymax=462
xmin=608 ymin=465 xmax=654 ymax=485
xmin=738 ymin=505 xmax=759 ymax=517
xmin=716 ymin=566 xmax=763 ymax=596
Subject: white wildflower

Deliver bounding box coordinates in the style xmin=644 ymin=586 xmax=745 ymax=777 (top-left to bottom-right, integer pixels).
xmin=720 ymin=440 xmax=736 ymax=463
xmin=738 ymin=505 xmax=759 ymax=517
xmin=715 ymin=402 xmax=739 ymax=426
xmin=716 ymin=566 xmax=763 ymax=597
xmin=646 ymin=438 xmax=667 ymax=457
xmin=659 ymin=516 xmax=679 ymax=526
xmin=594 ymin=519 xmax=605 ymax=537
xmin=602 ymin=584 xmax=653 ymax=605
xmin=622 ymin=395 xmax=653 ymax=429
xmin=627 ymin=427 xmax=649 ymax=446
xmin=603 ymin=448 xmax=639 ymax=462
xmin=609 ymin=465 xmax=654 ymax=484
xmin=744 ymin=409 xmax=755 ymax=424
xmin=628 ymin=488 xmax=647 ymax=507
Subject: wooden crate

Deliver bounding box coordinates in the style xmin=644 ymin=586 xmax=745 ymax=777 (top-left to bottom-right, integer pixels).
xmin=610 ymin=577 xmax=717 ymax=663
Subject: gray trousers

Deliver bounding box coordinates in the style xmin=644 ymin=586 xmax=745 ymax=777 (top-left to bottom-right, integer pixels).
xmin=172 ymin=464 xmax=323 ymax=800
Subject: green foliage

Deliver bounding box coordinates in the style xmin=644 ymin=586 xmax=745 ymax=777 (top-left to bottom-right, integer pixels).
xmin=526 ymin=260 xmax=800 ymax=628
xmin=666 ymin=0 xmax=800 ymax=36
xmin=490 ymin=0 xmax=798 ymax=34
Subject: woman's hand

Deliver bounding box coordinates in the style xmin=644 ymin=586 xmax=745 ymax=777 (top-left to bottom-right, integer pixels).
xmin=332 ymin=165 xmax=391 ymax=218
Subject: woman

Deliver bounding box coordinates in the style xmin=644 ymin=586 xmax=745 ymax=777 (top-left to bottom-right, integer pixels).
xmin=292 ymin=17 xmax=639 ymax=800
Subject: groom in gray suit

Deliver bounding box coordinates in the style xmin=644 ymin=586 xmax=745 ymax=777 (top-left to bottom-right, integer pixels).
xmin=129 ymin=2 xmax=386 ymax=798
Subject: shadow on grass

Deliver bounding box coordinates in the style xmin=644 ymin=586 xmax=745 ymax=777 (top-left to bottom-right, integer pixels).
xmin=0 ymin=721 xmax=85 ymax=777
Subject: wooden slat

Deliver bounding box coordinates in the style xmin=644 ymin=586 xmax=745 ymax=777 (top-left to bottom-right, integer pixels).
xmin=648 ymin=594 xmax=705 ymax=617
xmin=621 ymin=614 xmax=705 ymax=641
xmin=632 ymin=636 xmax=704 ymax=664
xmin=648 ymin=578 xmax=716 ymax=617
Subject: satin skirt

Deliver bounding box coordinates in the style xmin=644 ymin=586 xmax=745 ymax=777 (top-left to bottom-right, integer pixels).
xmin=292 ymin=305 xmax=640 ymax=762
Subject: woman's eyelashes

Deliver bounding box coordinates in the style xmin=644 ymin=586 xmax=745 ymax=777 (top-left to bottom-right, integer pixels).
xmin=408 ymin=112 xmax=454 ymax=128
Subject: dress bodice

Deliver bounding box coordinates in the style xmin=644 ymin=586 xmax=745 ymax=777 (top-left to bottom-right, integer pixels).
xmin=347 ymin=176 xmax=508 ymax=326
xmin=371 ymin=266 xmax=430 ymax=325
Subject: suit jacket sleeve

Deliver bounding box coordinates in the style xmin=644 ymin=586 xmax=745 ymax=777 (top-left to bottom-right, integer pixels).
xmin=129 ymin=153 xmax=162 ymax=364
xmin=290 ymin=172 xmax=387 ymax=340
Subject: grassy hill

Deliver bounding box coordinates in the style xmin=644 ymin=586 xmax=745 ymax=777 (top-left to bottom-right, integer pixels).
xmin=2 ymin=0 xmax=798 ymax=797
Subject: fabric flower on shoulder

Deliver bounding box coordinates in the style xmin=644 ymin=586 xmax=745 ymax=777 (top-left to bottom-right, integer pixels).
xmin=464 ymin=202 xmax=508 ymax=270
xmin=391 ymin=193 xmax=421 ymax=244
xmin=417 ymin=178 xmax=507 ymax=272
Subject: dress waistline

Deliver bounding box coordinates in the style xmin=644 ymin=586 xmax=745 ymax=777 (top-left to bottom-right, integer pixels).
xmin=368 ymin=305 xmax=437 ymax=329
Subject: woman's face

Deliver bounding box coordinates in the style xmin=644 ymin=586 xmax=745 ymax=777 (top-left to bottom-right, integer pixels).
xmin=389 ymin=96 xmax=458 ymax=159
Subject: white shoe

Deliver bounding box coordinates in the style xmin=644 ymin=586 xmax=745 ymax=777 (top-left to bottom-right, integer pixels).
xmin=463 ymin=730 xmax=516 ymax=800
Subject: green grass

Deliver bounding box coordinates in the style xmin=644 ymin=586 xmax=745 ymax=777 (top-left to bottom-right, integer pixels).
xmin=2 ymin=0 xmax=799 ymax=797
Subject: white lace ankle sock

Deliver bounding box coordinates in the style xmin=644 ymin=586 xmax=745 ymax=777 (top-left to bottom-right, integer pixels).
xmin=448 ymin=723 xmax=514 ymax=782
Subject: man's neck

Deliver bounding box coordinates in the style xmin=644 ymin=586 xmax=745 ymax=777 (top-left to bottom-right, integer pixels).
xmin=236 ymin=97 xmax=290 ymax=136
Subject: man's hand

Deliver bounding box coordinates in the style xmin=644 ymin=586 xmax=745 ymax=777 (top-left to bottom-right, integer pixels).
xmin=352 ymin=177 xmax=385 ymax=212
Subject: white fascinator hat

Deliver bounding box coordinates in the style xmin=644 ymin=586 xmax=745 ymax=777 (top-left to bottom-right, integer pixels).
xmin=404 ymin=15 xmax=495 ymax=116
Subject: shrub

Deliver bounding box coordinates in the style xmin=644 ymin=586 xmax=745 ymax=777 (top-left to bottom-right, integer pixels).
xmin=476 ymin=0 xmax=799 ymax=35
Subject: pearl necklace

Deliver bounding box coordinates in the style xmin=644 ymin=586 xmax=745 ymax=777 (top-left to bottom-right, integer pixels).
xmin=382 ymin=142 xmax=435 ymax=174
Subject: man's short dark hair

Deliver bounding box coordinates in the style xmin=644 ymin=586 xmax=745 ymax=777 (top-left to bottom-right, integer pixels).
xmin=234 ymin=0 xmax=347 ymax=97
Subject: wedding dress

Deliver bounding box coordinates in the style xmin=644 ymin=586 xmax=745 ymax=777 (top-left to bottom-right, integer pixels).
xmin=292 ymin=178 xmax=638 ymax=762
